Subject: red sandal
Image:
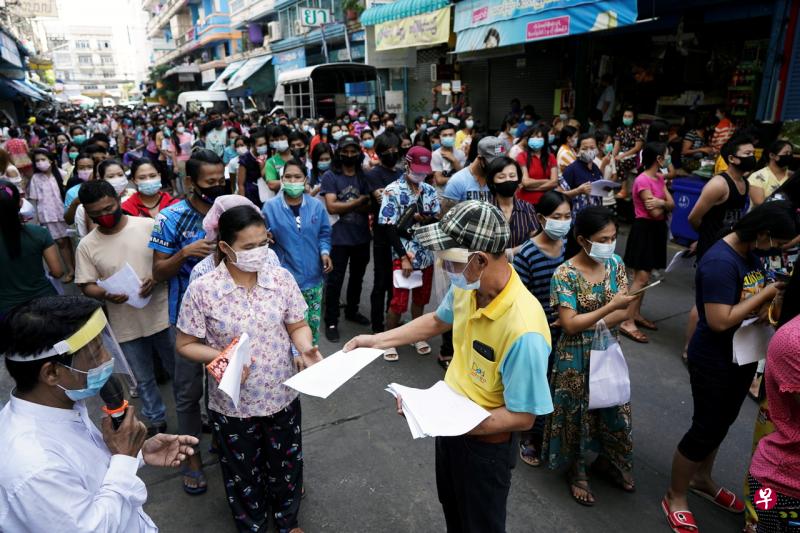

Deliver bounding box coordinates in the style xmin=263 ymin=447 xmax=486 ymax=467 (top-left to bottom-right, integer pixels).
xmin=690 ymin=486 xmax=745 ymax=514
xmin=661 ymin=496 xmax=699 ymax=532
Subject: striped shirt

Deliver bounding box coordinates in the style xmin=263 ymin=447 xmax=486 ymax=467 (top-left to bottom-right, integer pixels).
xmin=513 ymin=239 xmax=566 ymax=322
xmin=710 ymin=118 xmax=735 ymax=152
xmin=494 ymin=197 xmax=540 ymax=248
xmin=556 ymin=144 xmax=577 ymax=175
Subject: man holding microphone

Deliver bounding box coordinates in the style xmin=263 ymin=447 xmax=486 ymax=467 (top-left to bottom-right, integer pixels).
xmin=0 ymin=296 xmax=198 ymax=532
xmin=345 ymin=201 xmax=554 ymax=532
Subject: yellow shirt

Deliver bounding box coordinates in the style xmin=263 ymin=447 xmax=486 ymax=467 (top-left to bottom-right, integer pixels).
xmin=748 ymin=165 xmax=788 ymax=198
xmin=436 ymin=267 xmax=553 ymax=412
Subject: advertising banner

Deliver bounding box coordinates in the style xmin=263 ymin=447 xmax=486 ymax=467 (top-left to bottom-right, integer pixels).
xmin=375 ymin=7 xmax=451 ymax=51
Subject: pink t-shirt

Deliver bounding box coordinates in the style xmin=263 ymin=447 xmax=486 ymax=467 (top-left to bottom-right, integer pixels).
xmin=632 ymin=172 xmax=666 ymax=220
xmin=750 ymin=314 xmax=800 ymax=499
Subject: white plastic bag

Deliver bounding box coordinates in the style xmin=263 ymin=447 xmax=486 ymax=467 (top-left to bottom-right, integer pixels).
xmin=588 ymin=320 xmax=631 ymax=410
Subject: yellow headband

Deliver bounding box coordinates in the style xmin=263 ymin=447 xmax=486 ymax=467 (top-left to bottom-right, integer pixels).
xmin=5 ymin=308 xmax=108 ymax=362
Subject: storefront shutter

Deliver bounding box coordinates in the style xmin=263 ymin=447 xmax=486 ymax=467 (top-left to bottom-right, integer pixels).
xmin=461 ymin=59 xmax=489 ymax=128
xmin=488 ymin=53 xmax=558 ymax=129
xmin=782 ymin=21 xmax=800 ymax=119
xmin=407 ymin=47 xmax=446 ymax=118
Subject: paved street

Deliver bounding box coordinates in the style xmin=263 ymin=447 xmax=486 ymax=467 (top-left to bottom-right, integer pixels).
xmin=0 ymin=228 xmax=759 ymax=533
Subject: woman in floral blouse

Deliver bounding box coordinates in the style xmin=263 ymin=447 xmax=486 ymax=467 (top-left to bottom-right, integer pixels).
xmin=177 ymin=205 xmax=322 ymax=533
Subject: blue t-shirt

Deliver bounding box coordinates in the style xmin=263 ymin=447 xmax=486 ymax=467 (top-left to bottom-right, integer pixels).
xmin=319 ymin=169 xmax=371 ymax=246
xmin=442 ymin=166 xmax=492 ymax=203
xmin=148 ymin=199 xmax=207 ymax=324
xmin=688 ymin=239 xmax=766 ymax=369
xmin=64 ymin=184 xmax=81 ymax=211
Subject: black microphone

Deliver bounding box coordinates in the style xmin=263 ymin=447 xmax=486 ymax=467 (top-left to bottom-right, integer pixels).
xmin=100 ymin=375 xmax=128 ymax=429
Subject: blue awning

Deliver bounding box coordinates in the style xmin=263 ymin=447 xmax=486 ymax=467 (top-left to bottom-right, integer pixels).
xmin=2 ymin=77 xmax=45 ymax=101
xmin=360 ymin=0 xmax=450 ymax=26
xmin=208 ymin=59 xmax=247 ymax=91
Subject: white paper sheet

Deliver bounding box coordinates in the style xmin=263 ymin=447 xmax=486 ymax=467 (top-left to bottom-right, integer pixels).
xmin=590 ymin=179 xmax=621 ymax=197
xmin=283 ymin=347 xmax=384 ymax=399
xmin=218 ymin=333 xmax=251 ymax=407
xmin=386 ymin=381 xmax=491 ymax=439
xmin=665 ymin=249 xmax=695 ymax=273
xmin=96 ymin=263 xmax=151 ymax=309
xmin=393 ymin=270 xmax=423 ymax=289
xmin=733 ymin=318 xmax=773 ymax=366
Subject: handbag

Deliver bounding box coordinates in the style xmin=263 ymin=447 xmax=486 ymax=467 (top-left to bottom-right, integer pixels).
xmin=588 ymin=320 xmax=631 ymax=409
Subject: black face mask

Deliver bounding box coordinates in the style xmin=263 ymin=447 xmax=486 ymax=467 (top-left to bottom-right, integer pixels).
xmin=493 ymin=180 xmax=519 ymax=198
xmin=370 ymin=121 xmax=381 ymax=129
xmin=732 ymin=155 xmax=757 ymax=172
xmin=196 ymin=184 xmax=227 ymax=204
xmin=777 ymin=154 xmax=793 ymax=168
xmin=292 ymin=148 xmax=307 ymax=159
xmin=340 ymin=154 xmax=360 ymax=168
xmin=380 ymin=152 xmax=399 ymax=168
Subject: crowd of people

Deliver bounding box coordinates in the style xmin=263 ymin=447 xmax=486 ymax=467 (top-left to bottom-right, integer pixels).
xmin=0 ymin=97 xmax=798 ymax=533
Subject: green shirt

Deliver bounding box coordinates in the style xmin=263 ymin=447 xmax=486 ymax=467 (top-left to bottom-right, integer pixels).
xmin=0 ymin=224 xmax=56 ymax=313
xmin=264 ymin=154 xmax=287 ymax=182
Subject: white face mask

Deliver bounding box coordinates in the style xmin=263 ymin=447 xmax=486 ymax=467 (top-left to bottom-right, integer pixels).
xmin=543 ymin=218 xmax=571 ymax=240
xmin=227 ymin=244 xmax=269 ymax=272
xmin=585 ymin=239 xmax=616 ymax=263
xmin=105 ymin=176 xmax=128 ymax=195
xmin=236 ymin=146 xmax=248 ymax=155
xmin=273 ymin=140 xmax=289 ymax=152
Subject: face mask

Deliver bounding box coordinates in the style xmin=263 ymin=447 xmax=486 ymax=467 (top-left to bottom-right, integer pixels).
xmin=776 ymin=154 xmax=792 ymax=168
xmin=579 ymin=149 xmax=598 ymax=163
xmin=176 ymin=126 xmax=185 ymax=134
xmin=343 ymin=118 xmax=351 ymax=125
xmin=58 ymin=359 xmax=115 ymax=401
xmin=465 ymin=120 xmax=474 ymax=129
xmin=35 ymin=160 xmax=51 ymax=172
xmin=432 ymin=113 xmax=440 ymax=121
xmin=604 ymin=142 xmax=614 ymax=155
xmin=138 ymin=178 xmax=161 ymax=196
xmin=77 ymin=168 xmax=92 ymax=181
xmin=419 ymin=124 xmax=428 ymax=131
xmin=543 ymin=218 xmax=571 ymax=240
xmin=274 ymin=140 xmax=289 ymax=152
xmin=302 ymin=124 xmax=310 ymax=132
xmin=524 ymin=120 xmax=534 ymax=127
xmin=340 ymin=154 xmax=360 ymax=168
xmin=363 ymin=139 xmax=375 ymax=149
xmin=663 ymin=155 xmax=672 ymax=168
xmin=196 ymin=184 xmax=227 ymax=204
xmin=493 ymin=180 xmax=519 ymax=198
xmin=732 ymin=155 xmax=757 ymax=173
xmin=227 ymin=244 xmax=269 ymax=272
xmin=559 ymin=113 xmax=568 ymax=121
xmin=432 ymin=142 xmax=442 ymax=151
xmin=68 ymin=151 xmax=79 ymax=161
xmin=163 ymin=128 xmax=172 ymax=137
xmin=548 ymin=134 xmax=556 ymax=144
xmin=586 ymin=239 xmax=616 ymax=263
xmin=106 ymin=176 xmax=128 ymax=195
xmin=754 ymin=236 xmax=782 ymax=257
xmin=528 ymin=137 xmax=545 ymax=150
xmin=356 ymin=116 xmax=365 ymax=123
xmin=447 ymin=256 xmax=481 ymax=291
xmin=318 ymin=160 xmax=331 ymax=171
xmin=73 ymin=134 xmax=87 ymax=145
xmin=321 ymin=127 xmax=328 ymax=135
xmin=236 ymin=146 xmax=248 ymax=155
xmin=380 ymin=152 xmax=399 ymax=167
xmin=256 ymin=145 xmax=268 ymax=155
xmin=407 ymin=172 xmax=427 ymax=184
xmin=622 ymin=117 xmax=634 ymax=127
xmin=441 ymin=136 xmax=455 ymax=148
xmin=282 ymin=181 xmax=305 ymax=198
xmin=332 ymin=131 xmax=345 ymax=141
xmin=91 ymin=206 xmax=123 ymax=229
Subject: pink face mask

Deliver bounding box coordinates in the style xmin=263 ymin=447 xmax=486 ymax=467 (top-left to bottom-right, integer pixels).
xmin=35 ymin=160 xmax=51 ymax=172
xmin=77 ymin=169 xmax=92 ymax=181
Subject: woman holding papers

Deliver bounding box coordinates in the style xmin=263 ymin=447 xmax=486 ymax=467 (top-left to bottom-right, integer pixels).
xmin=620 ymin=143 xmax=674 ymax=343
xmin=544 ymin=206 xmax=638 ymax=506
xmin=662 ymin=201 xmax=797 ymax=533
xmin=176 ymin=205 xmax=322 ymax=533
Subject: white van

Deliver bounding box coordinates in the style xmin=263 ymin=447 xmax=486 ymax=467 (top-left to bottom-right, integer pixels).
xmin=101 ymin=97 xmax=115 ymax=107
xmin=177 ymin=91 xmax=230 ymax=113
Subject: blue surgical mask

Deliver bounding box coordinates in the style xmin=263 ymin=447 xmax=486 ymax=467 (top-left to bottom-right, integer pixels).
xmin=137 ymin=178 xmax=161 ymax=196
xmin=322 ymin=127 xmax=328 ymax=135
xmin=363 ymin=139 xmax=374 ymax=149
xmin=524 ymin=120 xmax=534 ymax=127
xmin=318 ymin=160 xmax=331 ymax=171
xmin=528 ymin=137 xmax=545 ymax=150
xmin=543 ymin=218 xmax=571 ymax=240
xmin=441 ymin=136 xmax=455 ymax=148
xmin=58 ymin=359 xmax=115 ymax=401
xmin=432 ymin=142 xmax=442 ymax=151
xmin=446 ymin=256 xmax=481 ymax=291
xmin=623 ymin=117 xmax=634 ymax=127
xmin=548 ymin=134 xmax=556 ymax=144
xmin=586 ymin=239 xmax=616 ymax=263
xmin=256 ymin=145 xmax=268 ymax=155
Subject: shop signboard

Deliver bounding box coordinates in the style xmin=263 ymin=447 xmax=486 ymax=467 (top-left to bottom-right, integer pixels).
xmin=385 ymin=90 xmax=404 ymax=116
xmin=374 ymin=7 xmax=450 ymax=51
xmin=13 ymin=0 xmax=58 ymax=18
xmin=299 ymin=7 xmax=332 ymax=27
xmin=0 ymin=32 xmax=22 ymax=69
xmin=273 ymin=48 xmax=307 ymax=79
xmin=454 ymin=0 xmax=638 ymax=53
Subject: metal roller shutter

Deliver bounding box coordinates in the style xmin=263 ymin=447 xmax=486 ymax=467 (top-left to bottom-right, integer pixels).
xmin=460 ymin=59 xmax=489 ymax=128
xmin=488 ymin=52 xmax=558 ymax=129
xmin=782 ymin=19 xmax=800 ymax=119
xmin=407 ymin=47 xmax=445 ymax=118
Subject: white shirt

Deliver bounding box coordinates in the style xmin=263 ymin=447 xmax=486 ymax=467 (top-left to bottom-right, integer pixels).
xmin=0 ymin=395 xmax=157 ymax=533
xmin=596 ymin=85 xmax=615 ymax=122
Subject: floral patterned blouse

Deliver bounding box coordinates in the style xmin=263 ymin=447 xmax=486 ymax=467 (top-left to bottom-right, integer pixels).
xmin=378 ymin=177 xmax=441 ymax=270
xmin=177 ymin=260 xmax=307 ymax=418
xmin=614 ymin=124 xmax=645 ymax=177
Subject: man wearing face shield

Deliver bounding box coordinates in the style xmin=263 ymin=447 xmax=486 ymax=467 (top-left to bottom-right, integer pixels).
xmin=343 ymin=201 xmax=553 ymax=532
xmin=0 ymin=296 xmax=199 ymax=532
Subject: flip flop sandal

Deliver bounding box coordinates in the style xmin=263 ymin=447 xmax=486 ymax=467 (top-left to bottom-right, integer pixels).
xmin=590 ymin=459 xmax=636 ymax=492
xmin=412 ymin=341 xmax=431 ymax=355
xmin=661 ymin=496 xmax=698 ymax=532
xmin=634 ymin=318 xmax=658 ymax=330
xmin=567 ymin=474 xmax=595 ymax=507
xmin=383 ymin=348 xmax=399 ymax=362
xmin=519 ymin=441 xmax=542 ymax=467
xmin=620 ymin=326 xmax=649 ymax=343
xmin=437 ymin=356 xmax=451 ymax=370
xmin=181 ymin=468 xmax=208 ymax=495
xmin=690 ymin=486 xmax=745 ymax=514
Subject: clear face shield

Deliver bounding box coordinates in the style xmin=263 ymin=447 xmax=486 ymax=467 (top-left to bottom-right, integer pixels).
xmin=437 ymin=248 xmax=474 ymax=275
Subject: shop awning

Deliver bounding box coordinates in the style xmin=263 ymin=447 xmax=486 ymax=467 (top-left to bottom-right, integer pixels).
xmin=208 ymin=59 xmax=247 ymax=91
xmin=360 ymin=0 xmax=450 ymax=26
xmin=453 ymin=0 xmax=638 ymax=53
xmin=4 ymin=78 xmax=45 ymax=101
xmin=226 ymin=54 xmax=272 ymax=91
xmin=164 ymin=63 xmax=200 ymax=77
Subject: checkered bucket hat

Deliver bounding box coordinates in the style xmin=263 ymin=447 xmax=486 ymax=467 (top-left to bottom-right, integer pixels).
xmin=414 ymin=200 xmax=510 ymax=254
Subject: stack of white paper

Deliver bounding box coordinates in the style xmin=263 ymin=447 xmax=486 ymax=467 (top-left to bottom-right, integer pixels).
xmin=590 ymin=179 xmax=622 ymax=197
xmin=393 ymin=270 xmax=423 ymax=289
xmin=96 ymin=263 xmax=152 ymax=309
xmin=218 ymin=333 xmax=251 ymax=407
xmin=385 ymin=381 xmax=490 ymax=439
xmin=732 ymin=318 xmax=774 ymax=366
xmin=283 ymin=347 xmax=384 ymax=398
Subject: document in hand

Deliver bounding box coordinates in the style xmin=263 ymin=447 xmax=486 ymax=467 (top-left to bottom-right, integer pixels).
xmin=385 ymin=381 xmax=490 ymax=439
xmin=732 ymin=318 xmax=774 ymax=366
xmin=218 ymin=333 xmax=251 ymax=408
xmin=590 ymin=179 xmax=621 ymax=197
xmin=393 ymin=270 xmax=423 ymax=289
xmin=96 ymin=263 xmax=151 ymax=309
xmin=283 ymin=347 xmax=384 ymax=398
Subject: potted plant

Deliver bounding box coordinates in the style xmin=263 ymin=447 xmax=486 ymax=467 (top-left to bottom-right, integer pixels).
xmin=342 ymin=0 xmax=364 ymax=21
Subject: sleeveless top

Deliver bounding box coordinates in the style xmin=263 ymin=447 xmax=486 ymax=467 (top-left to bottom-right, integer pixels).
xmin=696 ymin=172 xmax=749 ymax=260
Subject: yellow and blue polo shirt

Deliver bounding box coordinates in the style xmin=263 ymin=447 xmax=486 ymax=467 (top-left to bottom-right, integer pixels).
xmin=435 ymin=266 xmax=554 ymax=415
